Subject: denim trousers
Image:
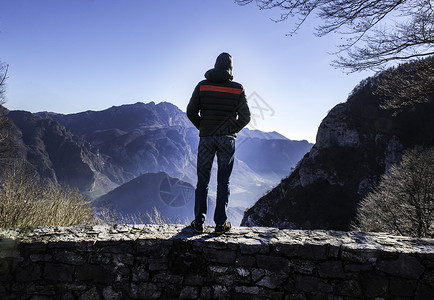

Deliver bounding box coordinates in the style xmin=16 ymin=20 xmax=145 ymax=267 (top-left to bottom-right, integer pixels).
xmin=194 ymin=135 xmax=235 ymax=225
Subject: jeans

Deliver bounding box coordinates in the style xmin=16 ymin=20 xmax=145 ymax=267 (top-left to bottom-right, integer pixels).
xmin=194 ymin=135 xmax=235 ymax=225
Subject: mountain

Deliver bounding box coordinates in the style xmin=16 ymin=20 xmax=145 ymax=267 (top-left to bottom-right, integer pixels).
xmin=37 ymin=102 xmax=198 ymax=185
xmin=241 ymin=60 xmax=434 ymax=230
xmin=94 ymin=172 xmax=195 ymax=223
xmin=235 ymin=136 xmax=312 ymax=181
xmin=4 ymin=109 xmax=124 ymax=197
xmin=237 ymin=128 xmax=288 ymax=140
xmin=93 ymin=171 xmax=244 ymax=225
xmin=4 ymin=101 xmax=312 ymax=225
xmin=37 ymin=102 xmax=312 ymax=203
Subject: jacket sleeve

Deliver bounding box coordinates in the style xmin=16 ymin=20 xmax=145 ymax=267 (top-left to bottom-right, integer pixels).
xmin=235 ymin=88 xmax=251 ymax=132
xmin=186 ymin=85 xmax=201 ymax=130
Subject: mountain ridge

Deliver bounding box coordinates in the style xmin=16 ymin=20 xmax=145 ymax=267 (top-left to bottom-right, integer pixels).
xmin=241 ymin=61 xmax=434 ymax=230
xmin=4 ymin=101 xmax=312 ymax=225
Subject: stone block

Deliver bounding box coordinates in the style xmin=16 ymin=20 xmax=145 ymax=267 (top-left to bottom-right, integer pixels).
xmin=239 ymin=240 xmax=269 ymax=254
xmin=61 ymin=292 xmax=75 ymax=300
xmin=131 ymin=265 xmax=149 ymax=282
xmin=64 ymin=283 xmax=89 ymax=291
xmin=328 ymin=242 xmax=341 ymax=258
xmin=102 ymin=286 xmax=122 ymax=300
xmin=256 ymin=274 xmax=288 ymax=289
xmin=299 ymin=244 xmax=328 ymax=260
xmin=200 ymin=286 xmax=211 ymax=299
xmin=235 ymin=255 xmax=256 ymax=267
xmin=234 ymin=285 xmax=259 ymax=295
xmin=318 ymin=261 xmax=345 ymax=278
xmin=235 ymin=267 xmax=250 ymax=277
xmin=389 ymin=278 xmax=417 ymax=297
xmin=284 ymin=293 xmax=307 ymax=300
xmin=336 ymin=279 xmax=362 ymax=297
xmin=184 ymin=274 xmax=204 ymax=286
xmin=0 ymin=260 xmax=10 ymax=280
xmin=136 ymin=240 xmax=163 ymax=255
xmin=44 ymin=263 xmax=74 ymax=282
xmin=78 ymin=287 xmax=100 ymax=300
xmin=290 ymin=259 xmax=316 ymax=274
xmin=256 ymin=255 xmax=290 ymax=272
xmin=295 ymin=275 xmax=323 ymax=293
xmin=148 ymin=257 xmax=168 ymax=271
xmin=378 ymin=254 xmax=425 ymax=279
xmin=205 ymin=241 xmax=228 ymax=250
xmin=214 ymin=274 xmax=235 ymax=286
xmin=421 ymin=270 xmax=434 ymax=289
xmin=0 ymin=239 xmax=19 ymax=259
xmin=274 ymin=243 xmax=301 ymax=258
xmin=29 ymin=254 xmax=52 ymax=262
xmin=15 ymin=264 xmax=42 ymax=282
xmin=113 ymin=253 xmax=135 ymax=266
xmin=101 ymin=242 xmax=134 ymax=254
xmin=75 ymin=264 xmax=113 ymax=283
xmin=209 ymin=265 xmax=228 ymax=274
xmin=54 ymin=251 xmax=85 ymax=265
xmin=212 ymin=285 xmax=229 ymax=298
xmin=360 ymin=274 xmax=388 ymax=298
xmin=341 ymin=248 xmax=380 ymax=263
xmin=129 ymin=282 xmax=161 ymax=299
xmin=179 ymin=286 xmax=199 ymax=299
xmin=152 ymin=273 xmax=183 ymax=285
xmin=161 ymin=284 xmax=180 ymax=298
xmin=415 ymin=283 xmax=434 ymax=300
xmin=88 ymin=253 xmax=110 ymax=264
xmin=343 ymin=263 xmax=372 ymax=272
xmin=251 ymin=268 xmax=266 ymax=282
xmin=202 ymin=248 xmax=235 ymax=264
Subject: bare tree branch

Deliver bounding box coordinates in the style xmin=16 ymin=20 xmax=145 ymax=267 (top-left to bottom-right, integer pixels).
xmin=235 ymin=0 xmax=434 ymax=72
xmin=0 ymin=62 xmax=8 ymax=106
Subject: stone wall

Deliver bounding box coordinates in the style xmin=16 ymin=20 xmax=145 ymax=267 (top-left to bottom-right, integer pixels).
xmin=0 ymin=224 xmax=433 ymax=299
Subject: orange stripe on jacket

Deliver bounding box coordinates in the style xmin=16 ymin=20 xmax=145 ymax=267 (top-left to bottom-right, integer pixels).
xmin=200 ymin=85 xmax=242 ymax=95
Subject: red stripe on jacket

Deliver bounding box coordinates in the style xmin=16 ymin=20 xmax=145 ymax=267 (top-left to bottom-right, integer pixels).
xmin=200 ymin=85 xmax=242 ymax=95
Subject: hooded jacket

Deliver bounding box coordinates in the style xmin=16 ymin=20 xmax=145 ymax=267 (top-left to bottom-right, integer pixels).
xmin=187 ymin=53 xmax=251 ymax=137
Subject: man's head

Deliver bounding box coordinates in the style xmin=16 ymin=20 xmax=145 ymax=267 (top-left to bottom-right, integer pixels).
xmin=214 ymin=52 xmax=233 ymax=76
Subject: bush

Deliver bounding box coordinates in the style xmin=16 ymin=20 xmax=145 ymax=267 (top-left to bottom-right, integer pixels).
xmin=353 ymin=147 xmax=434 ymax=238
xmin=0 ymin=161 xmax=98 ymax=228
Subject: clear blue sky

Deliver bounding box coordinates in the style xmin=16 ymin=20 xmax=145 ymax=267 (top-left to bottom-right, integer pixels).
xmin=0 ymin=0 xmax=372 ymax=143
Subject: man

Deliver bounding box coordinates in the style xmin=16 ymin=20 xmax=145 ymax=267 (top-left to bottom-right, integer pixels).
xmin=187 ymin=52 xmax=251 ymax=235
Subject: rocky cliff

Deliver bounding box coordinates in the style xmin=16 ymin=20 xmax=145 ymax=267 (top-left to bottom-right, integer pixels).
xmin=242 ymin=61 xmax=434 ymax=230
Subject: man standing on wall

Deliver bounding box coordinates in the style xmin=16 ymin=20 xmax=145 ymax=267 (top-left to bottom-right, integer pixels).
xmin=187 ymin=52 xmax=251 ymax=235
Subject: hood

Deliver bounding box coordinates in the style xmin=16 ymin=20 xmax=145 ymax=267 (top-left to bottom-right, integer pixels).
xmin=204 ymin=52 xmax=234 ymax=82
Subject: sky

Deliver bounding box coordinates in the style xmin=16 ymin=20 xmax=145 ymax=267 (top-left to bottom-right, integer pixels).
xmin=0 ymin=0 xmax=373 ymax=143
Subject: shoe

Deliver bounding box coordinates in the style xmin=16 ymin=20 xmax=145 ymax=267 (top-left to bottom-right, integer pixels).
xmin=215 ymin=221 xmax=231 ymax=235
xmin=190 ymin=220 xmax=204 ymax=233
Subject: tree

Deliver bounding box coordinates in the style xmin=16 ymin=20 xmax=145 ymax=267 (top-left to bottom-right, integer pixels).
xmin=235 ymin=0 xmax=434 ymax=72
xmin=373 ymin=56 xmax=434 ymax=111
xmin=0 ymin=61 xmax=12 ymax=161
xmin=353 ymin=147 xmax=434 ymax=238
xmin=0 ymin=61 xmax=7 ymax=106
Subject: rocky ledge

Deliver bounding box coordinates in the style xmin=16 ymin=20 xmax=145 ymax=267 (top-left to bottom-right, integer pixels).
xmin=1 ymin=225 xmax=433 ymax=299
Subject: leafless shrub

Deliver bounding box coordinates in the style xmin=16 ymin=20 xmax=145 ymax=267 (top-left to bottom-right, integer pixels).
xmin=0 ymin=161 xmax=99 ymax=228
xmin=353 ymin=147 xmax=434 ymax=238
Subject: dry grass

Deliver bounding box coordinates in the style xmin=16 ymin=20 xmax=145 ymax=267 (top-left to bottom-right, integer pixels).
xmin=0 ymin=161 xmax=99 ymax=228
xmin=96 ymin=205 xmax=188 ymax=226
